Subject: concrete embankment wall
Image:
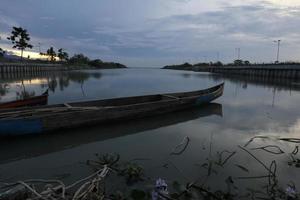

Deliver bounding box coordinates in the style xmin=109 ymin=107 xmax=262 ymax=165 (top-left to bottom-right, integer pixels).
xmin=194 ymin=65 xmax=300 ymax=79
xmin=0 ymin=63 xmax=68 ymax=74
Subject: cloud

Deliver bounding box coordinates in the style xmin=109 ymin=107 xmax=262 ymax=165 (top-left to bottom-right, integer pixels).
xmin=0 ymin=14 xmax=19 ymax=28
xmin=137 ymin=3 xmax=300 ymax=62
xmin=1 ymin=0 xmax=300 ymax=67
xmin=40 ymin=16 xmax=55 ymax=21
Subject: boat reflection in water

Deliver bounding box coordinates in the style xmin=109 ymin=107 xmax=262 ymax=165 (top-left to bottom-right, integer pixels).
xmin=0 ymin=103 xmax=222 ymax=164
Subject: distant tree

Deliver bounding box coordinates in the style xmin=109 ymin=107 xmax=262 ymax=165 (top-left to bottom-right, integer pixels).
xmin=39 ymin=52 xmax=47 ymax=60
xmin=58 ymin=48 xmax=69 ymax=61
xmin=7 ymin=27 xmax=33 ymax=60
xmin=244 ymin=60 xmax=250 ymax=65
xmin=194 ymin=62 xmax=210 ymax=66
xmin=233 ymin=59 xmax=243 ymax=66
xmin=0 ymin=48 xmax=4 ymax=57
xmin=68 ymin=54 xmax=90 ymax=65
xmin=182 ymin=62 xmax=193 ymax=67
xmin=0 ymin=35 xmax=3 ymax=57
xmin=214 ymin=61 xmax=223 ymax=66
xmin=46 ymin=47 xmax=56 ymax=62
xmin=88 ymin=59 xmax=103 ymax=67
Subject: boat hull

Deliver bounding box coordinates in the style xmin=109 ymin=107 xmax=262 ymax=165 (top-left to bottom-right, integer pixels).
xmin=0 ymin=93 xmax=48 ymax=109
xmin=0 ymin=119 xmax=43 ymax=136
xmin=0 ymin=83 xmax=224 ymax=136
xmin=0 ymin=103 xmax=222 ymax=164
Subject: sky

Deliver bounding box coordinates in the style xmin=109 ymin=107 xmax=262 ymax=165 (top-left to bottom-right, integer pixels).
xmin=0 ymin=0 xmax=300 ymax=67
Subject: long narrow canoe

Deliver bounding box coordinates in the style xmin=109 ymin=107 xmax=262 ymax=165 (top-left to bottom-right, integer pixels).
xmin=0 ymin=83 xmax=224 ymax=136
xmin=0 ymin=90 xmax=48 ymax=109
xmin=0 ymin=103 xmax=222 ymax=163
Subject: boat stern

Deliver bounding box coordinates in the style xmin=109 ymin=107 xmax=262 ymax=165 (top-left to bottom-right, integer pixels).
xmin=195 ymin=83 xmax=224 ymax=105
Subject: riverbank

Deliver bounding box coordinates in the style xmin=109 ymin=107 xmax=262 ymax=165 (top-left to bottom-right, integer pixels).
xmin=65 ymin=62 xmax=127 ymax=70
xmin=0 ymin=62 xmax=127 ymax=75
xmin=163 ymin=63 xmax=300 ymax=79
xmin=163 ymin=62 xmax=195 ymax=71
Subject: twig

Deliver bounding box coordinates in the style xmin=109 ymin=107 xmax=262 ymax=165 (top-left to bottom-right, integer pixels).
xmin=251 ymin=145 xmax=284 ymax=155
xmin=244 ymin=136 xmax=271 ymax=147
xmin=292 ymin=146 xmax=299 ymax=155
xmin=16 ymin=181 xmax=46 ymax=200
xmin=170 ymin=136 xmax=190 ymax=155
xmin=66 ymin=166 xmax=108 ymax=190
xmin=1 ymin=166 xmax=109 ymax=200
xmin=236 ymin=175 xmax=270 ymax=180
xmin=191 ymin=185 xmax=222 ymax=200
xmin=218 ymin=151 xmax=236 ymax=166
xmin=279 ymin=138 xmax=300 ymax=143
xmin=238 ymin=146 xmax=275 ymax=176
xmin=72 ymin=166 xmax=108 ymax=200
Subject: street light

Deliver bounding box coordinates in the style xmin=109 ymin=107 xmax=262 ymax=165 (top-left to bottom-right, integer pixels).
xmin=235 ymin=48 xmax=240 ymax=60
xmin=273 ymin=40 xmax=281 ymax=63
xmin=216 ymin=51 xmax=220 ymax=62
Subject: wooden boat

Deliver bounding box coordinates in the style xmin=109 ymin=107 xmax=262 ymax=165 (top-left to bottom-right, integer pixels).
xmin=0 ymin=83 xmax=224 ymax=136
xmin=0 ymin=103 xmax=222 ymax=164
xmin=0 ymin=90 xmax=48 ymax=109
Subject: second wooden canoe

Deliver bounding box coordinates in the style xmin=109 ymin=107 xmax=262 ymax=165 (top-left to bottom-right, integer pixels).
xmin=0 ymin=90 xmax=48 ymax=109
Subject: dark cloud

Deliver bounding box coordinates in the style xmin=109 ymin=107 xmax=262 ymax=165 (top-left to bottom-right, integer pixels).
xmin=0 ymin=0 xmax=300 ymax=67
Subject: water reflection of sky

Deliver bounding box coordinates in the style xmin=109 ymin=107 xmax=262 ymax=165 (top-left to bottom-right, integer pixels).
xmin=0 ymin=68 xmax=300 ymax=196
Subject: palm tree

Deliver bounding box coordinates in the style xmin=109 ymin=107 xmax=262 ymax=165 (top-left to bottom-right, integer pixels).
xmin=58 ymin=48 xmax=69 ymax=61
xmin=7 ymin=27 xmax=33 ymax=60
xmin=46 ymin=47 xmax=56 ymax=62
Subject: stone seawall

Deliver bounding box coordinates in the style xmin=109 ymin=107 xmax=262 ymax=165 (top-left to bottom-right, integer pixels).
xmin=193 ymin=65 xmax=300 ymax=79
xmin=0 ymin=63 xmax=68 ymax=75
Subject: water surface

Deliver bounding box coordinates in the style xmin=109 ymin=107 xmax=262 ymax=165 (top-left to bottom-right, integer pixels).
xmin=0 ymin=68 xmax=300 ymax=196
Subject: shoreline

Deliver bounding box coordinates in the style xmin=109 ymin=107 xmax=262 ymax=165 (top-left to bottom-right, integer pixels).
xmin=0 ymin=62 xmax=127 ymax=72
xmin=162 ymin=63 xmax=300 ymax=80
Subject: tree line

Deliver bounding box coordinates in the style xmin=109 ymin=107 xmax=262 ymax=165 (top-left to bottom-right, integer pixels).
xmin=0 ymin=26 xmax=117 ymax=67
xmin=0 ymin=26 xmax=70 ymax=62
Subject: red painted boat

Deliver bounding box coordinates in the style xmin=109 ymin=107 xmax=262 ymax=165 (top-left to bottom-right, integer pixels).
xmin=0 ymin=90 xmax=48 ymax=109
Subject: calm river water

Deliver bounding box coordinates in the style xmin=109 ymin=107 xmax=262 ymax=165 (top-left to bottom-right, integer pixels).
xmin=1 ymin=68 xmax=300 ymax=196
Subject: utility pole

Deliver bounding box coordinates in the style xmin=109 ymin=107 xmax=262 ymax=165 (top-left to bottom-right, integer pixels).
xmin=235 ymin=48 xmax=240 ymax=60
xmin=273 ymin=40 xmax=281 ymax=63
xmin=37 ymin=42 xmax=42 ymax=59
xmin=38 ymin=43 xmax=41 ymax=53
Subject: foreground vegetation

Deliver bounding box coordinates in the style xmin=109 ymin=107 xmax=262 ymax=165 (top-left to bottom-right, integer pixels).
xmin=0 ymin=135 xmax=299 ymax=200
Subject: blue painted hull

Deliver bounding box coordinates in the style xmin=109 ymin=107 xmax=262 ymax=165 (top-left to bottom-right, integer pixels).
xmin=0 ymin=119 xmax=43 ymax=136
xmin=195 ymin=87 xmax=223 ymax=105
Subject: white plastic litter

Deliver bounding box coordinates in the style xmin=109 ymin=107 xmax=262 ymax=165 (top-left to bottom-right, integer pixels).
xmin=152 ymin=178 xmax=169 ymax=200
xmin=286 ymin=185 xmax=297 ymax=199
